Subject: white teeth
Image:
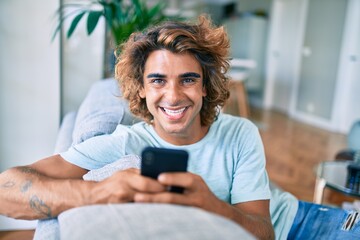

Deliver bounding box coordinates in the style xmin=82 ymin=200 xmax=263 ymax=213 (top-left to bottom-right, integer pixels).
xmin=163 ymin=107 xmax=186 ymax=116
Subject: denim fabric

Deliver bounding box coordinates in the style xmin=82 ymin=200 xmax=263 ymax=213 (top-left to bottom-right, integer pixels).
xmin=288 ymin=201 xmax=360 ymax=240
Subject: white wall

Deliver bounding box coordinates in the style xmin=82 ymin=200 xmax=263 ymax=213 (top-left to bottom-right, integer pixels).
xmin=333 ymin=0 xmax=360 ymax=133
xmin=0 ymin=0 xmax=60 ymax=170
xmin=61 ymin=5 xmax=105 ymax=116
xmin=0 ymin=0 xmax=60 ymax=229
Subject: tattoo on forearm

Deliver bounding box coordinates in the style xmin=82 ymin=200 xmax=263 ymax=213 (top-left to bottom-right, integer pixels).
xmin=21 ymin=180 xmax=32 ymax=193
xmin=29 ymin=195 xmax=52 ymax=218
xmin=1 ymin=181 xmax=16 ymax=188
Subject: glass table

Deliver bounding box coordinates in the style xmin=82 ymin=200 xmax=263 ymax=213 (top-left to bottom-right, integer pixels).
xmin=313 ymin=161 xmax=360 ymax=204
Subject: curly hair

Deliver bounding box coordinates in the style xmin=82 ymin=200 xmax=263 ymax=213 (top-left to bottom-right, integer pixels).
xmin=115 ymin=15 xmax=230 ymax=126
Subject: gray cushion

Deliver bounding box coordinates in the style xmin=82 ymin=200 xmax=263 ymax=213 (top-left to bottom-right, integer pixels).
xmin=72 ymin=78 xmax=126 ymax=145
xmin=348 ymin=121 xmax=360 ymax=150
xmin=53 ymin=111 xmax=77 ymax=154
xmin=34 ymin=218 xmax=59 ymax=240
xmin=58 ymin=204 xmax=255 ymax=240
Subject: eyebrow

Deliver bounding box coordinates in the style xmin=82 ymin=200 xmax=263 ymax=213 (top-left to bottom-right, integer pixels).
xmin=146 ymin=73 xmax=166 ymax=78
xmin=180 ymin=72 xmax=201 ymax=78
xmin=146 ymin=72 xmax=201 ymax=78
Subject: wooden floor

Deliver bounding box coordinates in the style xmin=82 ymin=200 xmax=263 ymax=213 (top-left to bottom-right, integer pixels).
xmin=249 ymin=107 xmax=348 ymax=203
xmin=0 ymin=230 xmax=34 ymax=240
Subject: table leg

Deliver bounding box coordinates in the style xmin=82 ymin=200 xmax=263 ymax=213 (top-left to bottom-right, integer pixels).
xmin=313 ymin=177 xmax=326 ymax=204
xmin=234 ymin=81 xmax=250 ymax=118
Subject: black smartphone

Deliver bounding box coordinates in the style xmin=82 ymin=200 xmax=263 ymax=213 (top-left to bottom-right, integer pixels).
xmin=141 ymin=147 xmax=189 ymax=193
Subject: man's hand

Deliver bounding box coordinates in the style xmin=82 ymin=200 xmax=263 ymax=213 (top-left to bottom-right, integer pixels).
xmin=90 ymin=168 xmax=166 ymax=204
xmin=0 ymin=156 xmax=166 ymax=220
xmin=133 ymin=172 xmax=275 ymax=240
xmin=133 ymin=172 xmax=222 ymax=212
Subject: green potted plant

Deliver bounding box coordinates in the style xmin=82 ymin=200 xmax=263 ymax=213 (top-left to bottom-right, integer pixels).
xmin=54 ymin=0 xmax=169 ymax=76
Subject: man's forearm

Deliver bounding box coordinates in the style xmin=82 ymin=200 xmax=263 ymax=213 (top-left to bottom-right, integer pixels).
xmin=0 ymin=166 xmax=94 ymax=220
xmin=231 ymin=207 xmax=274 ymax=240
xmin=214 ymin=201 xmax=275 ymax=240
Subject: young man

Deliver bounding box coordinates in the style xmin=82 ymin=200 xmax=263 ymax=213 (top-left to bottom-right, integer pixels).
xmin=0 ymin=16 xmax=274 ymax=239
xmin=1 ymin=16 xmax=358 ymax=240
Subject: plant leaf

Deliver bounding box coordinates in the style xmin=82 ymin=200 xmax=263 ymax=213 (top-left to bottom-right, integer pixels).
xmin=148 ymin=2 xmax=164 ymax=19
xmin=103 ymin=5 xmax=113 ymax=29
xmin=87 ymin=11 xmax=103 ymax=35
xmin=114 ymin=2 xmax=125 ymax=23
xmin=52 ymin=6 xmax=87 ymax=41
xmin=131 ymin=0 xmax=142 ymax=13
xmin=67 ymin=11 xmax=86 ymax=38
xmin=51 ymin=23 xmax=62 ymax=42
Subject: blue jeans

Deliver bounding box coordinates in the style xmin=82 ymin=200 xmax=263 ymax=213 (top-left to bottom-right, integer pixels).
xmin=288 ymin=201 xmax=360 ymax=240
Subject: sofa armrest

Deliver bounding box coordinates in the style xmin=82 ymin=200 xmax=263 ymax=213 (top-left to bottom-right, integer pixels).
xmin=71 ymin=78 xmax=125 ymax=145
xmin=54 ymin=111 xmax=77 ymax=154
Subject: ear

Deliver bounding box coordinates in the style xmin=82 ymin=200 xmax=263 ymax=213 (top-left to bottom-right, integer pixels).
xmin=139 ymin=87 xmax=146 ymax=98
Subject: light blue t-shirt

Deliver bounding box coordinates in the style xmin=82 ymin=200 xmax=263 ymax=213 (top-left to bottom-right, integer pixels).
xmin=61 ymin=113 xmax=297 ymax=239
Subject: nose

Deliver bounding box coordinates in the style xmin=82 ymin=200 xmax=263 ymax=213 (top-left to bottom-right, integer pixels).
xmin=165 ymin=82 xmax=183 ymax=105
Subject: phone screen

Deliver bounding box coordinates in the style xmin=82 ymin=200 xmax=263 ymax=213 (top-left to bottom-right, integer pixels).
xmin=141 ymin=147 xmax=189 ymax=193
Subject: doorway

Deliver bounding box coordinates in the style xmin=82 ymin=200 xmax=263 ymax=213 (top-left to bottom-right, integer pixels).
xmin=294 ymin=0 xmax=348 ymax=121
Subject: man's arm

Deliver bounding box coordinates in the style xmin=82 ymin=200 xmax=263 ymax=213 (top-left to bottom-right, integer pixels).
xmin=134 ymin=172 xmax=275 ymax=240
xmin=216 ymin=200 xmax=274 ymax=240
xmin=0 ymin=154 xmax=165 ymax=220
xmin=0 ymin=154 xmax=93 ymax=219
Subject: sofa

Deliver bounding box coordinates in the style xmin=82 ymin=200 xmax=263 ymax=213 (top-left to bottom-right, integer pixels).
xmin=335 ymin=121 xmax=360 ymax=161
xmin=33 ymin=78 xmax=258 ymax=240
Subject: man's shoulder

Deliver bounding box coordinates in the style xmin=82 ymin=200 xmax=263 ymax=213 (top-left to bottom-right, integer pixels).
xmin=130 ymin=121 xmax=151 ymax=133
xmin=216 ymin=113 xmax=256 ymax=129
xmin=113 ymin=121 xmax=146 ymax=133
xmin=107 ymin=122 xmax=145 ymax=142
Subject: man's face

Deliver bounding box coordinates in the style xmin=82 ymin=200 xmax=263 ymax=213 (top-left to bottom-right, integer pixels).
xmin=139 ymin=50 xmax=207 ymax=145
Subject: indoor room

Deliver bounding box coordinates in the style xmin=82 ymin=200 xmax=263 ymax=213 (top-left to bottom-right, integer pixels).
xmin=1 ymin=0 xmax=359 ymax=239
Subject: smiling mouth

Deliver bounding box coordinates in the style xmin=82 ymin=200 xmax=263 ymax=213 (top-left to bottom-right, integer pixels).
xmin=160 ymin=107 xmax=188 ymax=117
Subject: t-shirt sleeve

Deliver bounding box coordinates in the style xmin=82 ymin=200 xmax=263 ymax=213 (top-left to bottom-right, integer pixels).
xmin=231 ymin=121 xmax=271 ymax=204
xmin=60 ymin=125 xmax=129 ymax=170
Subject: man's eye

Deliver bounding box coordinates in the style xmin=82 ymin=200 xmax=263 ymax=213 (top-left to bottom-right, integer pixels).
xmin=151 ymin=79 xmax=165 ymax=84
xmin=182 ymin=78 xmax=195 ymax=84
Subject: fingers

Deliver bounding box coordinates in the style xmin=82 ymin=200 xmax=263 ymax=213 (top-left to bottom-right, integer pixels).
xmin=134 ymin=192 xmax=192 ymax=206
xmin=104 ymin=170 xmax=209 ymax=208
xmin=130 ymin=174 xmax=166 ymax=193
xmin=113 ymin=169 xmax=166 ymax=193
xmin=133 ymin=173 xmax=210 ymax=208
xmin=126 ymin=168 xmax=140 ymax=174
xmin=158 ymin=172 xmax=200 ymax=189
xmin=93 ymin=168 xmax=173 ymax=204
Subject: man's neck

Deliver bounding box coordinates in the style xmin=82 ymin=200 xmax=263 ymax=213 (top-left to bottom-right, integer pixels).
xmin=152 ymin=125 xmax=210 ymax=146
